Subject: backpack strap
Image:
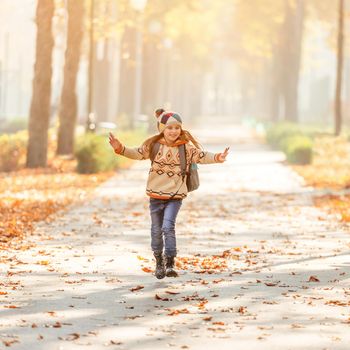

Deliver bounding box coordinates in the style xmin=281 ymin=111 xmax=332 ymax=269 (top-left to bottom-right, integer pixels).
xmin=150 ymin=142 xmax=161 ymax=163
xmin=178 ymin=144 xmax=187 ymax=181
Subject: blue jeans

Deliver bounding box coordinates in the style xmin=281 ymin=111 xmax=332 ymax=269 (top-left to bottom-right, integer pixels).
xmin=149 ymin=198 xmax=182 ymax=257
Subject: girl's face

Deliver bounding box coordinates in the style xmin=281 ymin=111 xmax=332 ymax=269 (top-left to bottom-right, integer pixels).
xmin=163 ymin=124 xmax=181 ymax=144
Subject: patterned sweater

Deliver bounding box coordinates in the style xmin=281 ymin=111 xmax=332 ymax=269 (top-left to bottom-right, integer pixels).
xmin=116 ymin=138 xmax=221 ymax=200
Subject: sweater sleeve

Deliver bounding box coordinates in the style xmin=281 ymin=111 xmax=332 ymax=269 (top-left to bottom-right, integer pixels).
xmin=186 ymin=144 xmax=221 ymax=164
xmin=116 ymin=144 xmax=150 ymax=160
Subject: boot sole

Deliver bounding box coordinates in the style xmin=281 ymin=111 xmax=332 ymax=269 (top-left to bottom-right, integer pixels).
xmin=165 ymin=270 xmax=178 ymax=278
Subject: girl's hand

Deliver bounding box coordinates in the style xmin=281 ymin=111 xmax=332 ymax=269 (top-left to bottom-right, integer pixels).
xmin=109 ymin=132 xmax=123 ymax=152
xmin=217 ymin=147 xmax=230 ymax=163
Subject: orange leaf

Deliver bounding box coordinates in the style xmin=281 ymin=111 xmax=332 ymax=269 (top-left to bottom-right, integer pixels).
xmin=167 ymin=308 xmax=190 ymax=316
xmin=37 ymin=260 xmax=49 ymax=265
xmin=137 ymin=255 xmax=148 ymax=261
xmin=155 ymin=294 xmax=170 ymax=301
xmin=130 ymin=285 xmax=144 ymax=292
xmin=238 ymin=306 xmax=247 ymax=314
xmin=203 ymin=316 xmax=212 ymax=321
xmin=308 ymin=276 xmax=320 ymax=282
xmin=264 ymin=281 xmax=280 ymax=287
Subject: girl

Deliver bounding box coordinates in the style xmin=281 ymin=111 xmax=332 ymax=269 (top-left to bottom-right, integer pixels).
xmin=109 ymin=109 xmax=229 ymax=279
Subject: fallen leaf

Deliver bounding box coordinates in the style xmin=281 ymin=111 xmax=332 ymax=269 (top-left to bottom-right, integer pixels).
xmin=165 ymin=290 xmax=180 ymax=295
xmin=130 ymin=285 xmax=144 ymax=292
xmin=207 ymin=327 xmax=226 ymax=332
xmin=109 ymin=340 xmax=123 ymax=345
xmin=167 ymin=308 xmax=190 ymax=316
xmin=46 ymin=311 xmax=56 ymax=316
xmin=203 ymin=316 xmax=212 ymax=321
xmin=137 ymin=255 xmax=149 ymax=261
xmin=155 ymin=294 xmax=170 ymax=301
xmin=2 ymin=339 xmax=20 ymax=347
xmin=308 ymin=276 xmax=320 ymax=282
xmin=264 ymin=281 xmax=280 ymax=287
xmin=58 ymin=333 xmax=80 ymax=341
xmin=37 ymin=260 xmax=49 ymax=265
xmin=326 ymin=300 xmax=349 ymax=306
xmin=238 ymin=306 xmax=247 ymax=314
xmin=291 ymin=324 xmax=305 ymax=328
xmin=212 ymin=278 xmax=224 ymax=284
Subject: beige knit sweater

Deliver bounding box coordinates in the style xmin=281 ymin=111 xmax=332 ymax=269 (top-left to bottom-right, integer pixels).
xmin=115 ymin=138 xmax=220 ymax=200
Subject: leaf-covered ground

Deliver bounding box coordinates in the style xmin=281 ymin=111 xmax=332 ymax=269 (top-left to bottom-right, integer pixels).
xmin=292 ymin=135 xmax=350 ymax=223
xmin=0 ymin=157 xmax=113 ymax=250
xmin=1 ymin=125 xmax=350 ymax=349
xmin=0 ymin=128 xmax=143 ymax=250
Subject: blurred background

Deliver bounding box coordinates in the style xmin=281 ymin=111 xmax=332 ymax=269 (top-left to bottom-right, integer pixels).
xmin=1 ymin=0 xmax=350 ymax=247
xmin=0 ymin=0 xmax=349 ymax=169
xmin=1 ymin=1 xmax=349 ymax=126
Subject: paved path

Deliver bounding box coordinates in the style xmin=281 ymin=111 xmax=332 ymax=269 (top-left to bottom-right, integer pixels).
xmin=1 ymin=124 xmax=350 ymax=350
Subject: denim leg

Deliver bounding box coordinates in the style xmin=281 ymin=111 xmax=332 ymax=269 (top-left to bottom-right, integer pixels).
xmin=162 ymin=199 xmax=182 ymax=257
xmin=149 ymin=199 xmax=165 ymax=253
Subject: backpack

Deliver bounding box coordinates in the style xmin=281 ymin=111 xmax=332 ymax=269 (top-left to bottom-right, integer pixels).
xmin=150 ymin=142 xmax=199 ymax=193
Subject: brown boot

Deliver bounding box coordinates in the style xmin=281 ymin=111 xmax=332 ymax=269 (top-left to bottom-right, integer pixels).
xmin=165 ymin=256 xmax=178 ymax=277
xmin=154 ymin=252 xmax=165 ymax=279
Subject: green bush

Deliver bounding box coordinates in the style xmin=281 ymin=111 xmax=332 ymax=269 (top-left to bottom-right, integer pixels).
xmin=74 ymin=129 xmax=147 ymax=173
xmin=266 ymin=122 xmax=302 ymax=149
xmin=75 ymin=133 xmax=118 ymax=174
xmin=285 ymin=135 xmax=313 ymax=165
xmin=0 ymin=131 xmax=28 ymax=172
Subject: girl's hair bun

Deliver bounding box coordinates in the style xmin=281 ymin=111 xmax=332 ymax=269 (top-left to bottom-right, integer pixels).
xmin=154 ymin=108 xmax=165 ymax=118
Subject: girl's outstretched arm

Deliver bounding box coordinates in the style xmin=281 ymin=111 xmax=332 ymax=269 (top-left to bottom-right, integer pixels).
xmin=109 ymin=132 xmax=123 ymax=153
xmin=108 ymin=132 xmax=149 ymax=160
xmin=217 ymin=147 xmax=230 ymax=163
xmin=187 ymin=144 xmax=230 ymax=164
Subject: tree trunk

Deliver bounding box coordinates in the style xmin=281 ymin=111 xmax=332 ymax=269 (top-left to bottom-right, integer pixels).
xmin=270 ymin=49 xmax=282 ymax=122
xmin=26 ymin=0 xmax=54 ymax=168
xmin=142 ymin=39 xmax=160 ymax=133
xmin=282 ymin=0 xmax=305 ymax=123
xmin=57 ymin=0 xmax=84 ymax=155
xmin=117 ymin=25 xmax=136 ymax=128
xmin=335 ymin=0 xmax=344 ymax=136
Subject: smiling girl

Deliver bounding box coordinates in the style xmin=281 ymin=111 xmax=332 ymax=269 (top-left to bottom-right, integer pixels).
xmin=109 ymin=108 xmax=229 ymax=279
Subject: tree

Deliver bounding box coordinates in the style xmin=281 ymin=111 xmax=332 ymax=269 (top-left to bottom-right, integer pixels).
xmin=229 ymin=0 xmax=306 ymax=122
xmin=280 ymin=0 xmax=305 ymax=122
xmin=228 ymin=0 xmax=285 ymax=120
xmin=335 ymin=0 xmax=344 ymax=136
xmin=57 ymin=0 xmax=84 ymax=155
xmin=26 ymin=0 xmax=55 ymax=168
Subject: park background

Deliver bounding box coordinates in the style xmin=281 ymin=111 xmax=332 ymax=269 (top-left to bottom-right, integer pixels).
xmin=2 ymin=1 xmax=350 ymax=349
xmin=0 ymin=0 xmax=349 ymax=253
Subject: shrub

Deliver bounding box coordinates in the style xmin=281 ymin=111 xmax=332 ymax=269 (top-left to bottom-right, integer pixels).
xmin=0 ymin=131 xmax=28 ymax=172
xmin=75 ymin=133 xmax=118 ymax=174
xmin=285 ymin=135 xmax=313 ymax=165
xmin=266 ymin=122 xmax=302 ymax=149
